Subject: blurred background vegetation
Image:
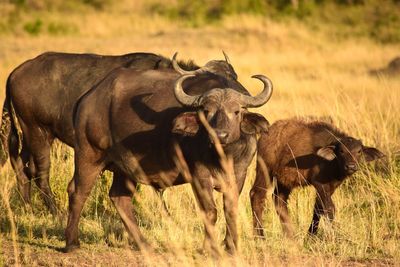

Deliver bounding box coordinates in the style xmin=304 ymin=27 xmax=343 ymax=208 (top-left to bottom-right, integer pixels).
xmin=0 ymin=0 xmax=399 ymax=43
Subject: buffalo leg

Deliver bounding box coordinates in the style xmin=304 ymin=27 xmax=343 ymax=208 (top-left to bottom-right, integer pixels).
xmin=19 ymin=123 xmax=58 ymax=215
xmin=250 ymin=167 xmax=270 ymax=237
xmin=191 ymin=177 xmax=219 ymax=257
xmin=222 ymin=181 xmax=239 ymax=254
xmin=308 ymin=184 xmax=335 ymax=235
xmin=109 ymin=171 xmax=150 ymax=251
xmin=273 ymin=185 xmax=293 ymax=237
xmin=9 ymin=139 xmax=32 ymax=206
xmin=30 ymin=136 xmax=58 ymax=215
xmin=64 ymin=149 xmax=104 ymax=252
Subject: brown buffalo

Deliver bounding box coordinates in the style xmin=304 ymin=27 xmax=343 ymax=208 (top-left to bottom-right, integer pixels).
xmin=250 ymin=118 xmax=385 ymax=237
xmin=65 ymin=56 xmax=272 ymax=255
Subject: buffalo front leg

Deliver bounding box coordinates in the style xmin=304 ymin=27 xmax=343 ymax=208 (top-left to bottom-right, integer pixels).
xmin=308 ymin=183 xmax=336 ymax=235
xmin=109 ymin=171 xmax=150 ymax=251
xmin=191 ymin=177 xmax=220 ymax=257
xmin=273 ymin=185 xmax=293 ymax=238
xmin=222 ymin=180 xmax=239 ymax=255
xmin=64 ymin=156 xmax=104 ymax=252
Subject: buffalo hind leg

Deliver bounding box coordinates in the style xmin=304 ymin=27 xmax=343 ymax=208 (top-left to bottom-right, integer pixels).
xmin=30 ymin=137 xmax=58 ymax=215
xmin=9 ymin=140 xmax=32 ymax=207
xmin=109 ymin=171 xmax=150 ymax=251
xmin=273 ymin=185 xmax=293 ymax=238
xmin=19 ymin=123 xmax=58 ymax=215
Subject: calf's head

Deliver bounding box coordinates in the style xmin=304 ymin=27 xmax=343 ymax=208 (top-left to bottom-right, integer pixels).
xmin=172 ymin=74 xmax=272 ymax=145
xmin=316 ymin=137 xmax=385 ymax=175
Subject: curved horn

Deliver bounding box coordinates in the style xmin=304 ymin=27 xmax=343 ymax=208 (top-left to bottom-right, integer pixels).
xmin=222 ymin=50 xmax=231 ymax=64
xmin=240 ymin=75 xmax=273 ymax=108
xmin=174 ymin=74 xmax=201 ymax=106
xmin=172 ymin=52 xmax=197 ymax=75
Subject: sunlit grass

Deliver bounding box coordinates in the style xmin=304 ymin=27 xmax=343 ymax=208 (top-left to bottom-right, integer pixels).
xmin=0 ymin=10 xmax=399 ymax=266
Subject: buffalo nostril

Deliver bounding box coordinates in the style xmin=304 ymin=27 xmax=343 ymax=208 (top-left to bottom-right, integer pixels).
xmin=216 ymin=131 xmax=228 ymax=140
xmin=345 ymin=163 xmax=357 ymax=171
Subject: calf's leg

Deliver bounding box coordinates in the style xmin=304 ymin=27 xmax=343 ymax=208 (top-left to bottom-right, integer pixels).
xmin=308 ymin=183 xmax=335 ymax=235
xmin=250 ymin=162 xmax=270 ymax=237
xmin=273 ymin=185 xmax=293 ymax=237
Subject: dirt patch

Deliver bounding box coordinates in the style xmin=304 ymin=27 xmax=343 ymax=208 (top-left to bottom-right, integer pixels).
xmin=1 ymin=238 xmax=145 ymax=266
xmin=1 ymin=238 xmax=397 ymax=266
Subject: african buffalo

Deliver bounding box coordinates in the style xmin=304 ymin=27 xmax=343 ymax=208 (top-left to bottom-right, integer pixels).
xmin=0 ymin=51 xmax=236 ymax=214
xmin=250 ymin=118 xmax=385 ymax=237
xmin=65 ymin=57 xmax=272 ymax=255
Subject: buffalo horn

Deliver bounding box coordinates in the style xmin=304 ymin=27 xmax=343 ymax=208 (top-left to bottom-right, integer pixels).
xmin=222 ymin=50 xmax=231 ymax=64
xmin=172 ymin=52 xmax=200 ymax=75
xmin=240 ymin=75 xmax=273 ymax=108
xmin=174 ymin=74 xmax=201 ymax=106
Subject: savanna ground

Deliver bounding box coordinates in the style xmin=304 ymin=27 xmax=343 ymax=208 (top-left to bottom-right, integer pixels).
xmin=0 ymin=0 xmax=399 ymax=266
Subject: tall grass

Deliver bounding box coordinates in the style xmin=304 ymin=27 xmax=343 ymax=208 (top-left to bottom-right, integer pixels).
xmin=0 ymin=8 xmax=399 ymax=265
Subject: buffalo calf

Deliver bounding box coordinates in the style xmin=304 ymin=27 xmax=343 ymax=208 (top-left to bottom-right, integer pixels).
xmin=250 ymin=118 xmax=385 ymax=237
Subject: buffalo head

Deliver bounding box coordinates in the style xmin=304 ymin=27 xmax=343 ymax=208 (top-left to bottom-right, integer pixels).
xmin=171 ymin=70 xmax=272 ymax=145
xmin=316 ymin=137 xmax=385 ymax=175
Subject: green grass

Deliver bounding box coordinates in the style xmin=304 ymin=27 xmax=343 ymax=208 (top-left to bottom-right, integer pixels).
xmin=148 ymin=0 xmax=400 ymax=43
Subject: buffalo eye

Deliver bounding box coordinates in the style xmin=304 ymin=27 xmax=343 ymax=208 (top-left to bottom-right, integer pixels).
xmin=234 ymin=110 xmax=240 ymax=116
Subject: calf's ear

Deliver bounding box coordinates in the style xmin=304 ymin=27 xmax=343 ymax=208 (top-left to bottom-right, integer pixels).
xmin=362 ymin=146 xmax=385 ymax=162
xmin=316 ymin=146 xmax=336 ymax=161
xmin=172 ymin=112 xmax=200 ymax=136
xmin=241 ymin=112 xmax=269 ymax=134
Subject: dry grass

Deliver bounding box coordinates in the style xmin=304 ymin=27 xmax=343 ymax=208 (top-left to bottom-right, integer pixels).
xmin=0 ymin=8 xmax=399 ymax=266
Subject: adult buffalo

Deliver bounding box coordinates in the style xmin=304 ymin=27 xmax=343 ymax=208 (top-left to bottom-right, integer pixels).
xmin=0 ymin=51 xmax=235 ymax=214
xmin=66 ymin=58 xmax=273 ymax=255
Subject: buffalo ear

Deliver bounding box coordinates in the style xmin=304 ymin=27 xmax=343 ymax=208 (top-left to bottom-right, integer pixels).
xmin=172 ymin=112 xmax=200 ymax=136
xmin=362 ymin=146 xmax=385 ymax=162
xmin=241 ymin=112 xmax=269 ymax=134
xmin=316 ymin=146 xmax=336 ymax=161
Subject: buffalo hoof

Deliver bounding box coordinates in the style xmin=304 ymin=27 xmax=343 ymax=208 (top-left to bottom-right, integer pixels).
xmin=223 ymin=240 xmax=236 ymax=256
xmin=63 ymin=244 xmax=80 ymax=253
xmin=200 ymin=245 xmax=221 ymax=259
